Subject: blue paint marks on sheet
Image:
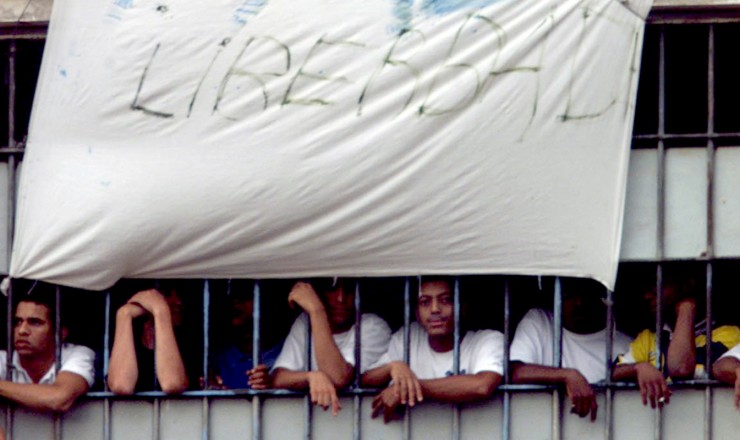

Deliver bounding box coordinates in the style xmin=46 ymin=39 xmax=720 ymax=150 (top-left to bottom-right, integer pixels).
xmin=390 ymin=0 xmax=502 ymax=33
xmin=107 ymin=0 xmax=133 ymax=21
xmin=233 ymin=0 xmax=268 ymax=26
xmin=422 ymin=0 xmax=501 ymax=15
xmin=114 ymin=0 xmax=133 ymax=9
xmin=58 ymin=67 xmax=67 ymax=78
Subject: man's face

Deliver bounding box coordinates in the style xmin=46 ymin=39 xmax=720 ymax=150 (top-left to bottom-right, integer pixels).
xmin=643 ymin=284 xmax=680 ymax=315
xmin=562 ymin=289 xmax=605 ymax=334
xmin=230 ymin=295 xmax=254 ymax=328
xmin=14 ymin=301 xmax=54 ymax=358
xmin=324 ymin=285 xmax=355 ymax=330
xmin=416 ymin=280 xmax=454 ymax=337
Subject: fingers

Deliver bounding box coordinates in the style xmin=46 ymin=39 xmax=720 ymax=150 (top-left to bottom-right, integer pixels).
xmin=371 ymin=395 xmax=383 ymax=419
xmin=639 ymin=380 xmax=648 ymax=406
xmin=570 ymin=395 xmax=588 ymax=418
xmin=589 ymin=398 xmax=598 ymax=422
xmin=384 ymin=405 xmax=399 ymax=424
xmin=401 ymin=377 xmax=422 ymax=406
xmin=646 ymin=380 xmax=658 ymax=408
xmin=330 ymin=391 xmax=341 ymax=416
xmin=248 ymin=365 xmax=271 ymax=389
xmin=659 ymin=381 xmax=671 ymax=405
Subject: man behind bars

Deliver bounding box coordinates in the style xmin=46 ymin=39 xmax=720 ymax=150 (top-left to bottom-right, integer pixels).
xmin=0 ymin=282 xmax=95 ymax=413
xmin=510 ymin=277 xmax=631 ymax=422
xmin=362 ymin=276 xmax=504 ymax=423
xmin=271 ymin=278 xmax=391 ymax=415
xmin=209 ymin=281 xmax=284 ymax=389
xmin=614 ymin=266 xmax=740 ymax=407
xmin=712 ymin=343 xmax=740 ymax=410
xmin=108 ymin=281 xmax=192 ymax=394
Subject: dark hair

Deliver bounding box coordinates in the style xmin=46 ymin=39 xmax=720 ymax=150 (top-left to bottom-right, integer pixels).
xmin=14 ymin=280 xmax=57 ymax=326
xmin=419 ymin=276 xmax=455 ymax=290
xmin=310 ymin=277 xmax=358 ymax=295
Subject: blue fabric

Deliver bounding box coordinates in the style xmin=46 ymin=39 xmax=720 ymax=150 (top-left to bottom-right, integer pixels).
xmin=215 ymin=342 xmax=283 ymax=389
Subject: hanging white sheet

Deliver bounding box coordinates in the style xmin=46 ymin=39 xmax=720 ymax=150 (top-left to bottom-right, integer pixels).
xmin=10 ymin=0 xmax=653 ymax=290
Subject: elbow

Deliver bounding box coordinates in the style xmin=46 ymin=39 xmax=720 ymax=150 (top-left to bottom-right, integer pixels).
xmin=50 ymin=397 xmax=75 ymax=414
xmin=668 ymin=361 xmax=696 ymax=380
xmin=473 ymin=380 xmax=496 ymax=401
xmin=325 ymin=363 xmax=354 ymax=389
xmin=331 ymin=367 xmax=354 ymax=389
xmin=108 ymin=378 xmax=136 ymax=396
xmin=159 ymin=378 xmax=188 ymax=395
xmin=46 ymin=390 xmax=81 ymax=413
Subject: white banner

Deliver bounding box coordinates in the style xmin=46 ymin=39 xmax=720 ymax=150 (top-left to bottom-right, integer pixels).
xmin=10 ymin=0 xmax=652 ymax=290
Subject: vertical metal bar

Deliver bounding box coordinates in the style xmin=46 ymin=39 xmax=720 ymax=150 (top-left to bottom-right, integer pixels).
xmin=6 ymin=154 xmax=16 ymax=267
xmin=103 ymin=291 xmax=112 ymax=440
xmin=353 ymin=281 xmax=362 ymax=440
xmin=304 ymin=285 xmax=313 ymax=440
xmin=552 ymin=277 xmax=562 ymax=440
xmin=502 ymin=279 xmax=511 ymax=440
xmin=704 ymin=23 xmax=716 ymax=440
xmin=403 ymin=277 xmax=412 ymax=440
xmin=53 ymin=286 xmax=62 ymax=440
xmin=703 ymin=263 xmax=713 ymax=440
xmin=152 ymin=397 xmax=160 ymax=440
xmin=252 ymin=280 xmax=262 ymax=440
xmin=451 ymin=277 xmax=461 ymax=440
xmin=7 ymin=41 xmax=16 ymax=149
xmin=202 ymin=281 xmax=210 ymax=387
xmin=605 ymin=287 xmax=615 ymax=440
xmin=202 ymin=281 xmax=210 ymax=440
xmin=5 ymin=278 xmax=13 ymax=440
xmin=7 ymin=41 xmax=17 ymax=271
xmin=654 ymin=24 xmax=667 ymax=440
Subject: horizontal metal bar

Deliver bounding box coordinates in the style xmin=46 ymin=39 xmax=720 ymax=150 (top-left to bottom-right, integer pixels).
xmin=0 ymin=148 xmax=26 ymax=154
xmin=83 ymin=378 xmax=735 ymax=400
xmin=633 ymin=132 xmax=740 ymax=141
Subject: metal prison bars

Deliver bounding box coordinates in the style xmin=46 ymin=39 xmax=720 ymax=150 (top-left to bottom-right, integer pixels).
xmin=1 ymin=15 xmax=739 ymax=440
xmin=1 ymin=272 xmax=733 ymax=440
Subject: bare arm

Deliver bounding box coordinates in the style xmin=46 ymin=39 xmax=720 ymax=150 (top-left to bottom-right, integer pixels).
xmin=666 ymin=300 xmax=697 ymax=379
xmin=418 ymin=371 xmax=501 ymax=403
xmin=288 ymin=283 xmax=353 ymax=388
xmin=612 ymin=362 xmax=671 ymax=408
xmin=361 ymin=363 xmax=392 ymax=388
xmin=108 ymin=304 xmax=144 ymax=395
xmin=109 ymin=289 xmax=188 ymax=394
xmin=512 ymin=363 xmax=597 ymax=421
xmin=272 ymin=368 xmax=341 ymax=415
xmin=0 ymin=372 xmax=89 ymax=413
xmin=712 ymin=356 xmax=740 ymax=410
xmin=150 ymin=302 xmax=188 ymax=394
xmin=371 ymin=371 xmax=501 ymax=423
xmin=362 ymin=361 xmax=423 ymax=406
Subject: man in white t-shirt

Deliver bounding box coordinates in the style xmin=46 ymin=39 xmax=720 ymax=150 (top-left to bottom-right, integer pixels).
xmin=510 ymin=278 xmax=631 ymax=422
xmin=0 ymin=287 xmax=95 ymax=414
xmin=272 ymin=279 xmax=391 ymax=415
xmin=712 ymin=343 xmax=740 ymax=410
xmin=362 ymin=277 xmax=503 ymax=423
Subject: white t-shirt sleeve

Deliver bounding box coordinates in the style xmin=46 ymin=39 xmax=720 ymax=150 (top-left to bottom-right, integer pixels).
xmin=61 ymin=344 xmax=96 ymax=387
xmin=370 ymin=328 xmax=404 ymax=370
xmin=510 ymin=309 xmax=549 ymax=365
xmin=356 ymin=314 xmax=391 ymax=373
xmin=468 ymin=330 xmax=504 ymax=375
xmin=719 ymin=343 xmax=740 ymax=361
xmin=272 ymin=314 xmax=308 ymax=372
